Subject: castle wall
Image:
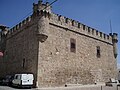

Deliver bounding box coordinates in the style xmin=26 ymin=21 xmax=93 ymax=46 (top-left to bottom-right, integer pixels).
xmin=0 ymin=17 xmax=39 ymax=86
xmin=37 ymin=13 xmax=117 ymax=87
xmin=0 ymin=2 xmax=117 ymax=88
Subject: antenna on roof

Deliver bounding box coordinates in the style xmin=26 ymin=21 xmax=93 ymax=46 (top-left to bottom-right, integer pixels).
xmin=109 ymin=20 xmax=113 ymax=34
xmin=10 ymin=0 xmax=58 ymax=28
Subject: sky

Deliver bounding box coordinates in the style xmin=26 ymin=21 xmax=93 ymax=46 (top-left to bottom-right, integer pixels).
xmin=0 ymin=0 xmax=120 ymax=67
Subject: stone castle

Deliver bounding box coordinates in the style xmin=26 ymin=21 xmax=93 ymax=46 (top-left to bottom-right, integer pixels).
xmin=0 ymin=0 xmax=118 ymax=88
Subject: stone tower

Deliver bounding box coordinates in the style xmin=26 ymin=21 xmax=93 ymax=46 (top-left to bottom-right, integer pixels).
xmin=33 ymin=0 xmax=51 ymax=43
xmin=112 ymin=33 xmax=118 ymax=58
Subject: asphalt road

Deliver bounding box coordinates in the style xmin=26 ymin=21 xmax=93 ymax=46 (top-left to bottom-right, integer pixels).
xmin=1 ymin=85 xmax=120 ymax=90
xmin=0 ymin=86 xmax=36 ymax=90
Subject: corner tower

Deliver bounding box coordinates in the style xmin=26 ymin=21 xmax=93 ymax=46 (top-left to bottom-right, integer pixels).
xmin=112 ymin=33 xmax=118 ymax=58
xmin=32 ymin=1 xmax=52 ymax=87
xmin=33 ymin=0 xmax=51 ymax=43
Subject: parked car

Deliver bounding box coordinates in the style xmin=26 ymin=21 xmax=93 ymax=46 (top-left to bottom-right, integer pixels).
xmin=105 ymin=78 xmax=120 ymax=87
xmin=2 ymin=75 xmax=14 ymax=86
xmin=12 ymin=73 xmax=34 ymax=88
xmin=0 ymin=77 xmax=4 ymax=85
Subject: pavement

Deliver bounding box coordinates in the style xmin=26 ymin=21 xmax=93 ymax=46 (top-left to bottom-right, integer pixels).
xmin=0 ymin=86 xmax=36 ymax=90
xmin=0 ymin=85 xmax=120 ymax=90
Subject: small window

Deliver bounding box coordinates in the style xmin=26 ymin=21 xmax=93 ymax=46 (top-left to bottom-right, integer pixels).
xmin=96 ymin=46 xmax=101 ymax=58
xmin=70 ymin=38 xmax=76 ymax=53
xmin=22 ymin=58 xmax=26 ymax=69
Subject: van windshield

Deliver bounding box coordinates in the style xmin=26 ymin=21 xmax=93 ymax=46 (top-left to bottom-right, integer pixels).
xmin=15 ymin=75 xmax=21 ymax=79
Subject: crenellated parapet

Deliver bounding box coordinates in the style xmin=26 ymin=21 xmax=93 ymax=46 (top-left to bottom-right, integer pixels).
xmin=7 ymin=15 xmax=32 ymax=38
xmin=50 ymin=13 xmax=113 ymax=44
xmin=7 ymin=12 xmax=50 ymax=40
xmin=33 ymin=0 xmax=52 ymax=16
xmin=7 ymin=0 xmax=114 ymax=45
xmin=37 ymin=10 xmax=51 ymax=19
xmin=7 ymin=0 xmax=52 ymax=39
xmin=7 ymin=11 xmax=113 ymax=45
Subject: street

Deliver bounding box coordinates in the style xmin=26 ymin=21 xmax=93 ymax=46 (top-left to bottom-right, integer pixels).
xmin=0 ymin=86 xmax=36 ymax=90
xmin=1 ymin=85 xmax=120 ymax=90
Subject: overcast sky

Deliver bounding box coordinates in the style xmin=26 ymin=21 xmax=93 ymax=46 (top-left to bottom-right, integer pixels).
xmin=0 ymin=0 xmax=120 ymax=68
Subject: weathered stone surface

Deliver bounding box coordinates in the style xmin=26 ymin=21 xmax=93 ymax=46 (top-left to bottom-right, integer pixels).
xmin=37 ymin=22 xmax=117 ymax=87
xmin=0 ymin=1 xmax=118 ymax=88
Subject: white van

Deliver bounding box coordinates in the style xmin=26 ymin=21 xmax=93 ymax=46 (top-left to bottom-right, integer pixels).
xmin=12 ymin=74 xmax=34 ymax=88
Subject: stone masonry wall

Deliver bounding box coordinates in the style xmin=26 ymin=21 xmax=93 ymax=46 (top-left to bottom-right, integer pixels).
xmin=37 ymin=13 xmax=117 ymax=87
xmin=0 ymin=2 xmax=117 ymax=88
xmin=0 ymin=18 xmax=39 ymax=86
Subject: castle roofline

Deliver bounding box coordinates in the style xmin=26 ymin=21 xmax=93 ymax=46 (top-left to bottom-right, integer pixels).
xmin=50 ymin=13 xmax=113 ymax=41
xmin=7 ymin=11 xmax=113 ymax=45
xmin=7 ymin=1 xmax=116 ymax=45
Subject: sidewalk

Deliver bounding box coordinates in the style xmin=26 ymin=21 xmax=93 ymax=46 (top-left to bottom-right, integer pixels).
xmin=37 ymin=85 xmax=120 ymax=90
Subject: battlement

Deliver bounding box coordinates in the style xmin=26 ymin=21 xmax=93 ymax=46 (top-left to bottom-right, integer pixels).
xmin=50 ymin=13 xmax=113 ymax=44
xmin=33 ymin=0 xmax=52 ymax=14
xmin=7 ymin=11 xmax=113 ymax=44
xmin=7 ymin=15 xmax=32 ymax=37
xmin=7 ymin=0 xmax=113 ymax=44
xmin=7 ymin=9 xmax=51 ymax=39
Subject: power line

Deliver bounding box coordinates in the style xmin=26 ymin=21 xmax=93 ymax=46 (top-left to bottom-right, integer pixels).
xmin=43 ymin=0 xmax=58 ymax=11
xmin=10 ymin=11 xmax=32 ymax=28
xmin=10 ymin=0 xmax=58 ymax=28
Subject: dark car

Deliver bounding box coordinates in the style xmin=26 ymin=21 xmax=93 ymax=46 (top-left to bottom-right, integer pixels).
xmin=2 ymin=75 xmax=14 ymax=86
xmin=0 ymin=77 xmax=4 ymax=85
